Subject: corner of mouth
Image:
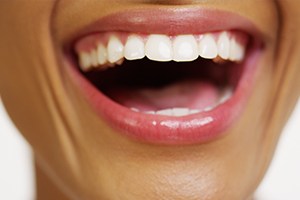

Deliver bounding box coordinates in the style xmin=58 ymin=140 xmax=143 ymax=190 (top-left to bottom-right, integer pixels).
xmin=63 ymin=7 xmax=265 ymax=145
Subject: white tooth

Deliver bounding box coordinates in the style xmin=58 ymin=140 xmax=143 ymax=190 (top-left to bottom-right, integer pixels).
xmin=189 ymin=109 xmax=200 ymax=114
xmin=124 ymin=35 xmax=145 ymax=60
xmin=198 ymin=34 xmax=218 ymax=59
xmin=145 ymin=111 xmax=155 ymax=115
xmin=217 ymin=32 xmax=230 ymax=60
xmin=79 ymin=52 xmax=92 ymax=71
xmin=229 ymin=38 xmax=245 ymax=62
xmin=172 ymin=108 xmax=190 ymax=117
xmin=97 ymin=44 xmax=107 ymax=65
xmin=229 ymin=38 xmax=237 ymax=61
xmin=107 ymin=36 xmax=124 ymax=63
xmin=235 ymin=42 xmax=245 ymax=61
xmin=173 ymin=35 xmax=198 ymax=62
xmin=90 ymin=50 xmax=98 ymax=67
xmin=156 ymin=109 xmax=173 ymax=116
xmin=203 ymin=106 xmax=214 ymax=112
xmin=145 ymin=34 xmax=172 ymax=61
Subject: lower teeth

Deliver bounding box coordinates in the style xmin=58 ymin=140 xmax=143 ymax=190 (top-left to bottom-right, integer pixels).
xmin=131 ymin=107 xmax=201 ymax=117
xmin=130 ymin=87 xmax=233 ymax=117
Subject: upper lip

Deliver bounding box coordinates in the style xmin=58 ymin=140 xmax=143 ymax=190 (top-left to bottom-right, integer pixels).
xmin=65 ymin=7 xmax=264 ymax=145
xmin=70 ymin=7 xmax=264 ymax=45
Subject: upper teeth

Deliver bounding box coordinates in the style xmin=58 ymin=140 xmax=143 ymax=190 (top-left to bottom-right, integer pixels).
xmin=77 ymin=31 xmax=246 ymax=71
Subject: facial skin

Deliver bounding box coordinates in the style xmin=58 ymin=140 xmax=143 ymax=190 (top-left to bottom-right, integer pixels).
xmin=0 ymin=1 xmax=299 ymax=200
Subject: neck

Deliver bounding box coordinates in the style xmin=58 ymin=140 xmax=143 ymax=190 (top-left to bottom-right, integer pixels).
xmin=35 ymin=161 xmax=70 ymax=200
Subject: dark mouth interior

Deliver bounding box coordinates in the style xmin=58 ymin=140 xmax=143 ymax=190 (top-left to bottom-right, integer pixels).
xmin=81 ymin=57 xmax=243 ymax=112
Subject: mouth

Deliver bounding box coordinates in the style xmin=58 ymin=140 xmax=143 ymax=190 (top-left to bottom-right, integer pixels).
xmin=65 ymin=8 xmax=264 ymax=145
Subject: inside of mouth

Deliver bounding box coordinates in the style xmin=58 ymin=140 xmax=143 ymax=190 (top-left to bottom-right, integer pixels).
xmin=82 ymin=57 xmax=242 ymax=115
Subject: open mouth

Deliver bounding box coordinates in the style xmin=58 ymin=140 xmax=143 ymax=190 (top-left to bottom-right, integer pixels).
xmin=65 ymin=8 xmax=264 ymax=145
xmin=76 ymin=31 xmax=247 ymax=115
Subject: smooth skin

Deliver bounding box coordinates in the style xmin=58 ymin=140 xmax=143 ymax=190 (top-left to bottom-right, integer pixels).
xmin=0 ymin=1 xmax=299 ymax=200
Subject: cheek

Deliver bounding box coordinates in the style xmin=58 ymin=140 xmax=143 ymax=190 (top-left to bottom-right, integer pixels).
xmin=0 ymin=1 xmax=58 ymax=146
xmin=0 ymin=1 xmax=81 ymax=194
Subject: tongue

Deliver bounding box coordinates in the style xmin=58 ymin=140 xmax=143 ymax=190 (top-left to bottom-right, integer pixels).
xmin=105 ymin=80 xmax=220 ymax=112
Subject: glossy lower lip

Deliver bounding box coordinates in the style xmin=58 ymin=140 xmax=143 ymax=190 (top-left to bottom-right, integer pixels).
xmin=66 ymin=8 xmax=264 ymax=145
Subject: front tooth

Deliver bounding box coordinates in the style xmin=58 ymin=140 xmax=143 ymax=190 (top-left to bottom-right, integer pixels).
xmin=173 ymin=35 xmax=198 ymax=62
xmin=107 ymin=36 xmax=124 ymax=63
xmin=97 ymin=44 xmax=108 ymax=65
xmin=172 ymin=108 xmax=190 ymax=117
xmin=199 ymin=34 xmax=218 ymax=59
xmin=145 ymin=34 xmax=172 ymax=61
xmin=124 ymin=35 xmax=145 ymax=60
xmin=79 ymin=52 xmax=92 ymax=71
xmin=229 ymin=38 xmax=245 ymax=62
xmin=217 ymin=32 xmax=230 ymax=60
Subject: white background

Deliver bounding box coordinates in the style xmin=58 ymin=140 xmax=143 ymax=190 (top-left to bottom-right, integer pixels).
xmin=0 ymin=99 xmax=299 ymax=200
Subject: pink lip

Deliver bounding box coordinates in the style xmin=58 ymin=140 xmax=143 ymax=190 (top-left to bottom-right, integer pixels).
xmin=71 ymin=8 xmax=264 ymax=41
xmin=66 ymin=8 xmax=264 ymax=145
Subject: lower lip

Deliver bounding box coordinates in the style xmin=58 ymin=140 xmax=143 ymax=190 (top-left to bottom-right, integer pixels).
xmin=65 ymin=9 xmax=263 ymax=145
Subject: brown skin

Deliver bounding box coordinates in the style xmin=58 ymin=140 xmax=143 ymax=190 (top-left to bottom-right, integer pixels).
xmin=0 ymin=0 xmax=299 ymax=199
